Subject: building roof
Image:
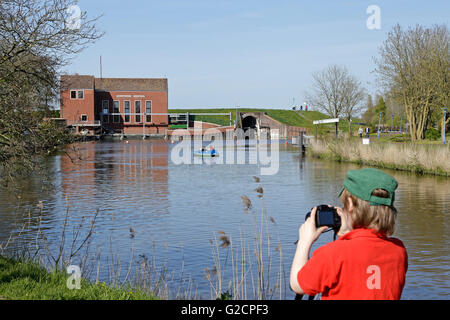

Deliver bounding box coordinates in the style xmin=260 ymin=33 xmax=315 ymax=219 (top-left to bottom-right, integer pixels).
xmin=60 ymin=75 xmax=95 ymax=90
xmin=95 ymin=78 xmax=168 ymax=92
xmin=60 ymin=75 xmax=168 ymax=92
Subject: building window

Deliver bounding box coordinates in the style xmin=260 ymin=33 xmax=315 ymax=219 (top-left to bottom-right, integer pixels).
xmin=124 ymin=101 xmax=130 ymax=122
xmin=113 ymin=101 xmax=120 ymax=123
xmin=81 ymin=114 xmax=88 ymax=122
xmin=135 ymin=101 xmax=141 ymax=123
xmin=102 ymin=100 xmax=109 ymax=123
xmin=78 ymin=90 xmax=84 ymax=99
xmin=70 ymin=90 xmax=77 ymax=99
xmin=145 ymin=101 xmax=152 ymax=123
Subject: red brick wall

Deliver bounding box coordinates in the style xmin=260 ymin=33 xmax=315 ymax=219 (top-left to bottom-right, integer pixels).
xmin=96 ymin=91 xmax=168 ymax=129
xmin=61 ymin=87 xmax=168 ymax=134
xmin=61 ymin=89 xmax=95 ymax=122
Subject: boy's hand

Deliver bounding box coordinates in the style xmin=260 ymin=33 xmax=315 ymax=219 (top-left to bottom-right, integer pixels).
xmin=299 ymin=207 xmax=328 ymax=246
xmin=335 ymin=206 xmax=352 ymax=237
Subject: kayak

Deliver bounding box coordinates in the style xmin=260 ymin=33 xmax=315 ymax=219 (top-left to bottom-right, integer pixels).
xmin=193 ymin=150 xmax=219 ymax=157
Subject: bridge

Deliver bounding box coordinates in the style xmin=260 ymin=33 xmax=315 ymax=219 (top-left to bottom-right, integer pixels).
xmin=237 ymin=111 xmax=306 ymax=139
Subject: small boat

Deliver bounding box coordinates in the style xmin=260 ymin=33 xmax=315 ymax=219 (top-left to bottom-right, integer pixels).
xmin=193 ymin=150 xmax=219 ymax=157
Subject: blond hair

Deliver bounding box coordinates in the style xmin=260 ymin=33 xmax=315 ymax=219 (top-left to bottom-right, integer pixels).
xmin=340 ymin=188 xmax=397 ymax=236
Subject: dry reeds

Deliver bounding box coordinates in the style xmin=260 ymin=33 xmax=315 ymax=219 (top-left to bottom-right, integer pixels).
xmin=206 ymin=178 xmax=286 ymax=300
xmin=308 ymin=138 xmax=450 ymax=176
xmin=0 ymin=199 xmax=198 ymax=300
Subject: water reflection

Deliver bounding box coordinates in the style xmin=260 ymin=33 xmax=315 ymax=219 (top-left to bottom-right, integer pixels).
xmin=61 ymin=141 xmax=169 ymax=217
xmin=0 ymin=141 xmax=448 ymax=299
xmin=394 ymin=173 xmax=450 ymax=299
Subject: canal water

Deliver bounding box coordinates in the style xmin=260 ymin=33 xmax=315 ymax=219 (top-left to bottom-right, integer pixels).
xmin=0 ymin=140 xmax=448 ymax=299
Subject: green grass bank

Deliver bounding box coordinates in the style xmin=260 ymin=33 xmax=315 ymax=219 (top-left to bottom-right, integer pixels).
xmin=0 ymin=255 xmax=157 ymax=300
xmin=168 ymin=108 xmax=361 ymax=133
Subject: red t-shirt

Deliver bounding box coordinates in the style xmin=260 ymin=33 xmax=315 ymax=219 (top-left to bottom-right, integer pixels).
xmin=297 ymin=228 xmax=408 ymax=300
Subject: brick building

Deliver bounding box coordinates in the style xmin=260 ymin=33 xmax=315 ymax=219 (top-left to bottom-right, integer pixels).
xmin=60 ymin=75 xmax=168 ymax=135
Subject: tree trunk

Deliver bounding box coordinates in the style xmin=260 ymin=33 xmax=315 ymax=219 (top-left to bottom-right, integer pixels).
xmin=348 ymin=119 xmax=352 ymax=138
xmin=443 ymin=115 xmax=450 ymax=141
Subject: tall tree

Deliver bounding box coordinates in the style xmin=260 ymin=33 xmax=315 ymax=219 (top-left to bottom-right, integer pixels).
xmin=362 ymin=94 xmax=376 ymax=125
xmin=374 ymin=24 xmax=449 ymax=141
xmin=0 ymin=0 xmax=103 ymax=180
xmin=305 ymin=64 xmax=365 ymax=136
xmin=367 ymin=94 xmax=374 ymax=110
xmin=375 ymin=96 xmax=387 ymax=115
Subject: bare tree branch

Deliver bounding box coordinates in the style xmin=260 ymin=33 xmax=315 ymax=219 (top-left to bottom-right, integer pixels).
xmin=305 ymin=65 xmax=365 ymax=136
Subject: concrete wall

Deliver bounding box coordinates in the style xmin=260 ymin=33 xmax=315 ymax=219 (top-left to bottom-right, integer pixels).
xmin=240 ymin=112 xmax=306 ymax=139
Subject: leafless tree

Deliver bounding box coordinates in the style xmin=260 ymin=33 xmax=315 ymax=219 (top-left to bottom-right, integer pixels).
xmin=305 ymin=65 xmax=365 ymax=136
xmin=341 ymin=75 xmax=366 ymax=135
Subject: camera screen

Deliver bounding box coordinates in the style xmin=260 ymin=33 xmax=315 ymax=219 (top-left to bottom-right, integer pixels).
xmin=318 ymin=211 xmax=335 ymax=226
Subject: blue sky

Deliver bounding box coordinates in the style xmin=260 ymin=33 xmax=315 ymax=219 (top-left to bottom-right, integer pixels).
xmin=67 ymin=0 xmax=449 ymax=109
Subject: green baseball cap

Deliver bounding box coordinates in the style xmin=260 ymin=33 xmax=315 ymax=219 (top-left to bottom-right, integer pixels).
xmin=338 ymin=168 xmax=398 ymax=206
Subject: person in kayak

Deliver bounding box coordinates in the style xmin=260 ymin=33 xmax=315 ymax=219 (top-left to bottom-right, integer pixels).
xmin=289 ymin=168 xmax=408 ymax=300
xmin=209 ymin=145 xmax=216 ymax=157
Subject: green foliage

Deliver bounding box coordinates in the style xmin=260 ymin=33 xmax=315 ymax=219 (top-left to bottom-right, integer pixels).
xmin=362 ymin=105 xmax=376 ymax=124
xmin=374 ymin=24 xmax=449 ymax=141
xmin=0 ymin=116 xmax=74 ymax=181
xmin=425 ymin=128 xmax=441 ymax=141
xmin=387 ymin=134 xmax=412 ymax=142
xmin=217 ymin=290 xmax=232 ymax=300
xmin=169 ymin=124 xmax=187 ymax=129
xmin=375 ymin=97 xmax=387 ymax=115
xmin=367 ymin=94 xmax=374 ymax=110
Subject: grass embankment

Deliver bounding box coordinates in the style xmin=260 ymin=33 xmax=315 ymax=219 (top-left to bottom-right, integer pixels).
xmin=373 ymin=132 xmax=450 ymax=145
xmin=0 ymin=255 xmax=156 ymax=300
xmin=168 ymin=108 xmax=358 ymax=134
xmin=308 ymin=138 xmax=450 ymax=176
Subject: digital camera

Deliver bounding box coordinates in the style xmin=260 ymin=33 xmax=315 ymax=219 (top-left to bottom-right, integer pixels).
xmin=305 ymin=205 xmax=341 ymax=231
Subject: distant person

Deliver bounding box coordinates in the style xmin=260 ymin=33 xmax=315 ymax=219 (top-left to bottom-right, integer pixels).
xmin=305 ymin=105 xmax=308 ymax=111
xmin=365 ymin=127 xmax=370 ymax=138
xmin=300 ymin=105 xmax=303 ymax=111
xmin=358 ymin=127 xmax=363 ymax=138
xmin=209 ymin=145 xmax=216 ymax=157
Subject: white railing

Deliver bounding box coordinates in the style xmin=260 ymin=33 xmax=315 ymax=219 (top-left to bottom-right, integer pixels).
xmin=66 ymin=120 xmax=101 ymax=126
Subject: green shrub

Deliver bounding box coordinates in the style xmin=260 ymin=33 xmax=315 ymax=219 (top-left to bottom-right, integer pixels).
xmin=425 ymin=128 xmax=441 ymax=141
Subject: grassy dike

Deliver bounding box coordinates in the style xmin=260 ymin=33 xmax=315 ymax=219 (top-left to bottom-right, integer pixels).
xmin=168 ymin=108 xmax=360 ymax=133
xmin=0 ymin=255 xmax=157 ymax=300
xmin=307 ymin=137 xmax=450 ymax=176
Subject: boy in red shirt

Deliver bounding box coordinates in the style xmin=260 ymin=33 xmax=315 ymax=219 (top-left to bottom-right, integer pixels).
xmin=290 ymin=168 xmax=408 ymax=300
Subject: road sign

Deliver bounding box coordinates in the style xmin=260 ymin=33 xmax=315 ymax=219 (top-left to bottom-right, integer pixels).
xmin=313 ymin=118 xmax=339 ymax=125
